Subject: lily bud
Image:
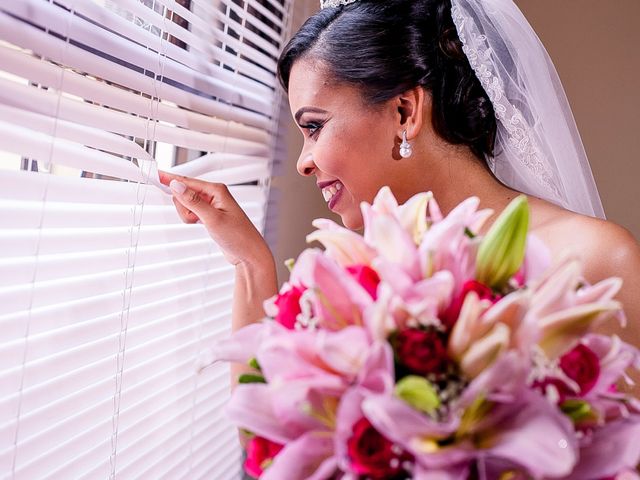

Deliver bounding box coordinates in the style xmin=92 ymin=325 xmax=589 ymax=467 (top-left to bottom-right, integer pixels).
xmin=395 ymin=375 xmax=440 ymax=415
xmin=476 ymin=195 xmax=529 ymax=290
xmin=284 ymin=258 xmax=295 ymax=272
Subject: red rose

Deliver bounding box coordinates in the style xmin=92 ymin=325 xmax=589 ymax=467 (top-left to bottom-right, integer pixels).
xmin=442 ymin=280 xmax=498 ymax=329
xmin=244 ymin=436 xmax=284 ymax=478
xmin=559 ymin=344 xmax=600 ymax=395
xmin=346 ymin=264 xmax=381 ymax=299
xmin=394 ymin=328 xmax=450 ymax=376
xmin=533 ymin=377 xmax=575 ymax=404
xmin=274 ymin=284 xmax=305 ymax=329
xmin=347 ymin=418 xmax=411 ymax=479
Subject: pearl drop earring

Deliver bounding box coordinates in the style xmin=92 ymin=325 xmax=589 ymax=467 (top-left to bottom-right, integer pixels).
xmin=400 ymin=130 xmax=413 ymax=158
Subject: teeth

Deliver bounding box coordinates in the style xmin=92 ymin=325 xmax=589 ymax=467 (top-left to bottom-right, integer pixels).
xmin=321 ymin=181 xmax=342 ymax=203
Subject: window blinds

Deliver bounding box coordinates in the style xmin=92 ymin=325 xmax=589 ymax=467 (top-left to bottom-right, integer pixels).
xmin=0 ymin=0 xmax=292 ymax=478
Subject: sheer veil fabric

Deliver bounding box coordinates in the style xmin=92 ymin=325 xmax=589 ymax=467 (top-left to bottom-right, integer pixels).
xmin=451 ymin=0 xmax=605 ymax=218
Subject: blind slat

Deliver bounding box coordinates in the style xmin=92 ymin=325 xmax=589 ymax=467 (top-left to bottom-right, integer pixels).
xmin=1 ymin=321 xmax=230 ymax=426
xmin=0 ymin=170 xmax=265 ymax=206
xmin=0 ymin=12 xmax=270 ymax=129
xmin=0 ymin=45 xmax=269 ymax=140
xmin=0 ymin=81 xmax=270 ymax=155
xmin=1 ymin=0 xmax=292 ymax=476
xmin=2 ymin=1 xmax=273 ymax=114
xmin=0 ymin=277 xmax=233 ymax=344
xmin=11 ymin=358 xmax=229 ymax=475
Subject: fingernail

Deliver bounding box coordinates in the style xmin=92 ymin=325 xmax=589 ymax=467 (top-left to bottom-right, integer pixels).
xmin=170 ymin=180 xmax=187 ymax=194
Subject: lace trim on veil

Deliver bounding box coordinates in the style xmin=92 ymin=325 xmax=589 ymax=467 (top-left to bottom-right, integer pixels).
xmin=451 ymin=6 xmax=562 ymax=202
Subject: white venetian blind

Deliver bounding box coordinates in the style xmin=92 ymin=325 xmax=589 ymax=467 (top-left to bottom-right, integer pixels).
xmin=0 ymin=0 xmax=292 ymax=478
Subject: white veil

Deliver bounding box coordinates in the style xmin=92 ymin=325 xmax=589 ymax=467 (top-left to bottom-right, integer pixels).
xmin=450 ymin=0 xmax=605 ymax=218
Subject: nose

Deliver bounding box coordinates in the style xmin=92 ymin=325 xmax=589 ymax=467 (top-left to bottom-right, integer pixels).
xmin=296 ymin=151 xmax=316 ymax=177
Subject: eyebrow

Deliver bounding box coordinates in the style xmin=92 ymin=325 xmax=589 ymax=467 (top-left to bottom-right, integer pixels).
xmin=294 ymin=107 xmax=329 ymax=123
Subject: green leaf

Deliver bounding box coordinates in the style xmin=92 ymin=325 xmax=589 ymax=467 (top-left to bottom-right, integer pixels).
xmin=238 ymin=373 xmax=267 ymax=384
xmin=248 ymin=357 xmax=262 ymax=371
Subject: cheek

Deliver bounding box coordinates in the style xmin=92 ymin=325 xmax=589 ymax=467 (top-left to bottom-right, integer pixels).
xmin=313 ymin=112 xmax=395 ymax=213
xmin=316 ymin=126 xmax=352 ymax=171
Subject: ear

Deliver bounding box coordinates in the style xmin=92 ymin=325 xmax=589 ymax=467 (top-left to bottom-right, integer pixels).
xmin=396 ymin=86 xmax=427 ymax=140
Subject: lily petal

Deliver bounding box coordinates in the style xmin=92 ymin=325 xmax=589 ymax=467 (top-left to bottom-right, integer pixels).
xmin=209 ymin=322 xmax=274 ymax=365
xmin=448 ymin=292 xmax=493 ymax=360
xmin=261 ymin=430 xmax=336 ymax=480
xmin=226 ymin=383 xmax=297 ymax=444
xmin=538 ymin=301 xmax=622 ymax=359
xmin=307 ymin=218 xmax=376 ymax=267
xmin=485 ymin=391 xmax=578 ymax=478
xmin=459 ymin=323 xmax=511 ymax=379
xmin=561 ymin=416 xmax=640 ymax=480
xmin=398 ymin=191 xmax=432 ymax=244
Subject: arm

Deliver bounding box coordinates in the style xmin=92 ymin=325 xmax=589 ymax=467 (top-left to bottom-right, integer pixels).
xmin=159 ymin=173 xmax=279 ymax=452
xmin=158 ymin=172 xmax=279 ymax=380
xmin=232 ymin=258 xmax=278 ymax=382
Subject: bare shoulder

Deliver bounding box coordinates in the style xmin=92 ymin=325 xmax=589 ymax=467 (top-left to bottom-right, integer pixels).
xmin=560 ymin=214 xmax=638 ymax=281
xmin=528 ymin=199 xmax=640 ymax=282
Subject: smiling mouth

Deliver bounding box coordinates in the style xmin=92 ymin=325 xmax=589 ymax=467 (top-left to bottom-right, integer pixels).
xmin=320 ymin=181 xmax=344 ymax=210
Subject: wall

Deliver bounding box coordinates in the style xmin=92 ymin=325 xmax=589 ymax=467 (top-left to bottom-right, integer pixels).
xmin=515 ymin=0 xmax=640 ymax=237
xmin=271 ymin=0 xmax=640 ymax=285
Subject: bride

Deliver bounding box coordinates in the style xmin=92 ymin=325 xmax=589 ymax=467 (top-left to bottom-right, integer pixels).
xmin=160 ymin=0 xmax=640 ymax=377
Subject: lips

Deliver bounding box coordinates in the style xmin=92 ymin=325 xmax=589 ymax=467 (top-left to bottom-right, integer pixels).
xmin=322 ymin=182 xmax=342 ymax=202
xmin=318 ymin=179 xmax=344 ymax=210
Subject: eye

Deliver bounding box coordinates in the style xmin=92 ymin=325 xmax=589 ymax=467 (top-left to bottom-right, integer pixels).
xmin=301 ymin=121 xmax=324 ymax=140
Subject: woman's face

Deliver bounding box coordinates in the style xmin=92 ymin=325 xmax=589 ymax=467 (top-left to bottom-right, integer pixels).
xmin=287 ymin=58 xmax=406 ymax=230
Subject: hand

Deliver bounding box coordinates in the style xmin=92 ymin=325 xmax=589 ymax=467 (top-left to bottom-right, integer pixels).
xmin=159 ymin=171 xmax=273 ymax=267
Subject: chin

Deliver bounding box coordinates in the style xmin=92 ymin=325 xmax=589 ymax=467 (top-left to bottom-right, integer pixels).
xmin=339 ymin=211 xmax=364 ymax=231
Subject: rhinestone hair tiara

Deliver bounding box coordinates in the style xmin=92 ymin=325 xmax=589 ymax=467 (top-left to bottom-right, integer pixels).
xmin=320 ymin=0 xmax=358 ymax=9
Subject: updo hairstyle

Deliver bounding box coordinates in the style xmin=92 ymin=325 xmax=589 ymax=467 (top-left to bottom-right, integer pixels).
xmin=277 ymin=0 xmax=497 ymax=161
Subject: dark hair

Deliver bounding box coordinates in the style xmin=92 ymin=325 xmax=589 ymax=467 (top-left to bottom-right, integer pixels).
xmin=277 ymin=0 xmax=496 ymax=160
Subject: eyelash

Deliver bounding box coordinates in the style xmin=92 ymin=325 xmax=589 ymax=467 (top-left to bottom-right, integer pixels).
xmin=301 ymin=121 xmax=324 ymax=139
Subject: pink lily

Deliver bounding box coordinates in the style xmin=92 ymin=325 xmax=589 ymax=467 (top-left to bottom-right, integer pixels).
xmin=290 ymin=249 xmax=374 ymax=330
xmin=561 ymin=415 xmax=640 ymax=480
xmin=361 ymin=194 xmax=421 ymax=280
xmin=363 ymin=354 xmax=578 ymax=478
xmin=306 ymin=217 xmax=376 ymax=267
xmin=224 ymin=326 xmax=395 ymax=479
xmin=418 ymin=196 xmax=489 ymax=294
xmin=582 ymin=334 xmax=640 ymax=397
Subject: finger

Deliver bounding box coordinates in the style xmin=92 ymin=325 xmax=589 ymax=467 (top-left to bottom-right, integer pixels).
xmin=172 ymin=176 xmax=231 ymax=199
xmin=171 ymin=196 xmax=199 ymax=224
xmin=158 ymin=170 xmax=175 ymax=186
xmin=169 ymin=179 xmax=218 ymax=223
xmin=159 ymin=170 xmax=190 ymax=187
xmin=160 ymin=171 xmax=235 ymax=207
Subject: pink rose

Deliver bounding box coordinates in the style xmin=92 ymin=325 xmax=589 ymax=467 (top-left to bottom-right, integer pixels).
xmin=394 ymin=328 xmax=450 ymax=377
xmin=559 ymin=344 xmax=600 ymax=395
xmin=442 ymin=280 xmax=498 ymax=329
xmin=347 ymin=417 xmax=411 ymax=479
xmin=346 ymin=264 xmax=381 ymax=299
xmin=274 ymin=284 xmax=305 ymax=329
xmin=244 ymin=436 xmax=284 ymax=478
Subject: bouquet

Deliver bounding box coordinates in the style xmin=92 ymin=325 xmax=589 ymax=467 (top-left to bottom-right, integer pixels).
xmin=213 ymin=187 xmax=640 ymax=479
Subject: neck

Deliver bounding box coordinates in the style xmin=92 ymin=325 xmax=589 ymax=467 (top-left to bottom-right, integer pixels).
xmin=397 ymin=141 xmax=520 ymax=231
